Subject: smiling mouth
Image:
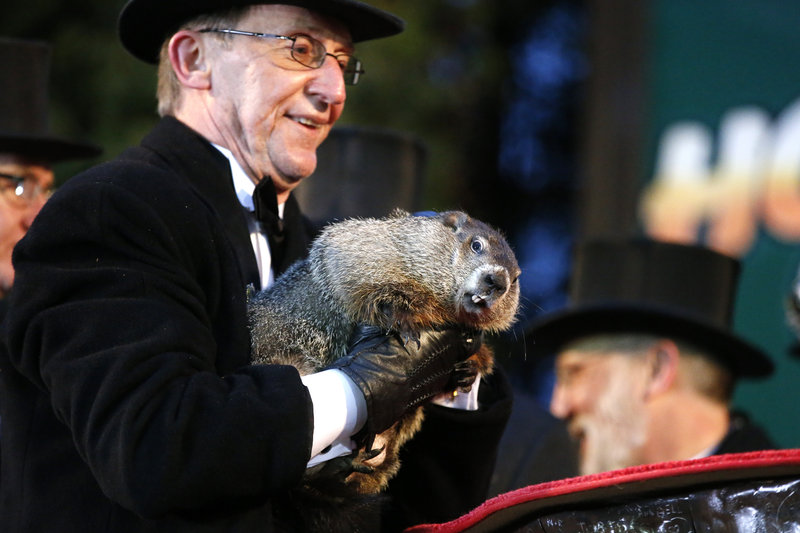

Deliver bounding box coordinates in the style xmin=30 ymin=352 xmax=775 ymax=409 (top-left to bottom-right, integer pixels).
xmin=292 ymin=116 xmax=322 ymax=129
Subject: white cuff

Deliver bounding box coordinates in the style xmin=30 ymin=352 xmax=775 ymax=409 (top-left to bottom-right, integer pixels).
xmin=301 ymin=369 xmax=367 ymax=465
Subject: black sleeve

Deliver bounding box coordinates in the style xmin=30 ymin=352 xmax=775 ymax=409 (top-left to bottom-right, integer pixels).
xmin=382 ymin=368 xmax=513 ymax=530
xmin=4 ymin=174 xmax=314 ymax=518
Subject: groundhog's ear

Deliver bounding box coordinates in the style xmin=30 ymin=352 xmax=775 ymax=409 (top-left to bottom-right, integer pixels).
xmin=441 ymin=211 xmax=469 ymax=232
xmin=389 ymin=208 xmax=411 ymax=218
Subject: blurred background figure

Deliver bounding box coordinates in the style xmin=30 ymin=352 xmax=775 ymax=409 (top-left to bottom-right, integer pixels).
xmin=0 ymin=35 xmax=100 ymax=461
xmin=0 ymin=37 xmax=100 ymax=305
xmin=524 ymin=238 xmax=776 ymax=476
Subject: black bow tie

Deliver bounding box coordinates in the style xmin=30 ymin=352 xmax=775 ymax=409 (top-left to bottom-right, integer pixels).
xmin=249 ymin=177 xmax=314 ymax=277
xmin=252 ymin=177 xmax=285 ymax=244
xmin=252 ymin=177 xmax=289 ymax=272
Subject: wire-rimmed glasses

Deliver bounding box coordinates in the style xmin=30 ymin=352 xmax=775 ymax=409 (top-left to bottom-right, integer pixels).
xmin=199 ymin=29 xmax=365 ymax=85
xmin=0 ymin=173 xmax=52 ymax=205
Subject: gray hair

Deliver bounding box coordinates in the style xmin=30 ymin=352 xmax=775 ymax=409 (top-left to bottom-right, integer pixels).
xmin=156 ymin=7 xmax=251 ymax=117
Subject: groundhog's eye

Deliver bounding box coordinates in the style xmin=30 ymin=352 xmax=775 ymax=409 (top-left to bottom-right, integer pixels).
xmin=471 ymin=237 xmax=485 ymax=253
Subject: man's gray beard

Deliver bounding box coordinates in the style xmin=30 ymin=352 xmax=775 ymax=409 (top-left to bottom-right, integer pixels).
xmin=577 ymin=376 xmax=648 ymax=476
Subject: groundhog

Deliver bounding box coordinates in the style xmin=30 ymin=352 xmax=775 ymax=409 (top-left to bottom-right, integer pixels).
xmin=248 ymin=209 xmax=520 ymax=527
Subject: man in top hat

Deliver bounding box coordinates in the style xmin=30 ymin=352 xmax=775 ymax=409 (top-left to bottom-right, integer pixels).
xmin=524 ymin=238 xmax=775 ymax=477
xmin=0 ymin=2 xmax=512 ymax=532
xmin=0 ymin=37 xmax=100 ymax=304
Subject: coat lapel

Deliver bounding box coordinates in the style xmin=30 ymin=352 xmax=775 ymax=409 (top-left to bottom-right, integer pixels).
xmin=139 ymin=117 xmax=261 ymax=288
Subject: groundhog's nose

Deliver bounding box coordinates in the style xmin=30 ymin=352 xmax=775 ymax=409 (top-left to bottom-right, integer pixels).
xmin=483 ymin=272 xmax=508 ymax=295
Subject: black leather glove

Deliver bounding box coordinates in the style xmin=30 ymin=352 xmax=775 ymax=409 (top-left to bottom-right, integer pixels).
xmin=327 ymin=325 xmax=483 ymax=438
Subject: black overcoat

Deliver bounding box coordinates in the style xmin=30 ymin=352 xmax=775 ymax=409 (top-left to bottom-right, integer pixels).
xmin=0 ymin=117 xmax=512 ymax=532
xmin=1 ymin=117 xmax=315 ymax=531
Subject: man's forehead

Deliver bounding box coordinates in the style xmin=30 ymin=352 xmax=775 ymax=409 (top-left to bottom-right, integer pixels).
xmin=555 ymin=349 xmax=636 ymax=379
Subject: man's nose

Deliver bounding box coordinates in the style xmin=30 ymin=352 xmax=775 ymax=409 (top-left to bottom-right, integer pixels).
xmin=308 ymin=56 xmax=347 ymax=107
xmin=549 ymin=382 xmax=571 ymax=419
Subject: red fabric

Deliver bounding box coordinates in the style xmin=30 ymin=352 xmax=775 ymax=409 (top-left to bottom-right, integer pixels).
xmin=405 ymin=448 xmax=800 ymax=532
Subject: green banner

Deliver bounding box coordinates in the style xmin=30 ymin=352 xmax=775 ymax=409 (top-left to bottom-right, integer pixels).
xmin=640 ymin=0 xmax=800 ymax=447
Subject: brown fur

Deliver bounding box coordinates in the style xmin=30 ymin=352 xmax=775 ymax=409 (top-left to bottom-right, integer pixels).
xmin=248 ymin=209 xmax=520 ymax=499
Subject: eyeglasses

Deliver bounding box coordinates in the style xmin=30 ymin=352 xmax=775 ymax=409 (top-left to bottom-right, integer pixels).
xmin=0 ymin=173 xmax=52 ymax=205
xmin=199 ymin=29 xmax=365 ymax=86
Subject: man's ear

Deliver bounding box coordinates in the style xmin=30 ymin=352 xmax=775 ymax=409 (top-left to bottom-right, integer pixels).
xmin=168 ymin=30 xmax=212 ymax=90
xmin=644 ymin=339 xmax=680 ymax=398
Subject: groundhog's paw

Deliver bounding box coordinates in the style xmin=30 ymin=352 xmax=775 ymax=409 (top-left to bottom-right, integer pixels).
xmin=452 ymin=358 xmax=479 ymax=392
xmin=305 ymin=452 xmax=364 ymax=486
xmin=350 ymin=444 xmax=384 ymax=475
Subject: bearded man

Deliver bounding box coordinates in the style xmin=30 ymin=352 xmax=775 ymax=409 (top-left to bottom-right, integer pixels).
xmin=528 ymin=238 xmax=776 ymax=476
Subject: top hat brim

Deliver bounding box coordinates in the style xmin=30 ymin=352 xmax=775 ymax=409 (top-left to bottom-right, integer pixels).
xmin=0 ymin=134 xmax=102 ymax=164
xmin=525 ymin=302 xmax=774 ymax=379
xmin=119 ymin=0 xmax=405 ymax=64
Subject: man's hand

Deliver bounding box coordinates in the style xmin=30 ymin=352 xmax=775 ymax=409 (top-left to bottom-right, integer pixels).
xmin=327 ymin=325 xmax=483 ymax=437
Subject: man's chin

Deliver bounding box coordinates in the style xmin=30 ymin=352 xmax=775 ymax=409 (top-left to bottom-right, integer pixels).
xmin=269 ymin=170 xmax=311 ymax=197
xmin=273 ymin=158 xmax=318 ymax=189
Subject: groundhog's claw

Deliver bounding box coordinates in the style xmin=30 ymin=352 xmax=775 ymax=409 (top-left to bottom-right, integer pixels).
xmin=360 ymin=445 xmax=384 ymax=461
xmin=351 ymin=462 xmax=375 ymax=475
xmin=304 ymin=445 xmax=381 ymax=485
xmin=397 ymin=328 xmax=421 ymax=348
xmin=305 ymin=452 xmax=360 ymax=484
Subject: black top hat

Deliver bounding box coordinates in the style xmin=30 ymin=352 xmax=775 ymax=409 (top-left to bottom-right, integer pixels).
xmin=118 ymin=0 xmax=405 ymax=64
xmin=526 ymin=239 xmax=773 ymax=378
xmin=0 ymin=38 xmax=101 ymax=163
